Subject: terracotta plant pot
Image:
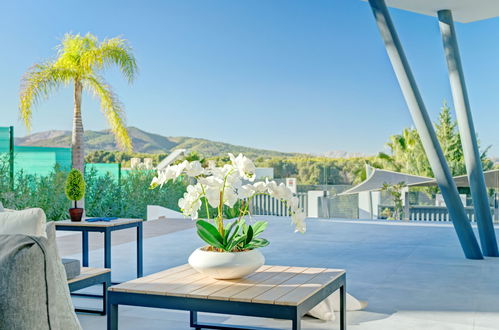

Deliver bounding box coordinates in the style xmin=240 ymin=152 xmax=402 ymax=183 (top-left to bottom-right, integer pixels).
xmin=188 ymin=247 xmax=265 ymax=279
xmin=69 ymin=208 xmax=84 ymax=222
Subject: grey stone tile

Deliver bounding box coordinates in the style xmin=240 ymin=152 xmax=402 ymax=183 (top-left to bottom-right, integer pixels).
xmin=63 ymin=217 xmax=499 ymax=330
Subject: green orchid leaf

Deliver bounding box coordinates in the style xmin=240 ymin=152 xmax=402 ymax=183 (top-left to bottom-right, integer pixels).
xmin=196 ymin=220 xmax=224 ymax=249
xmin=228 ymin=235 xmax=247 ymax=251
xmin=224 ymin=221 xmax=239 ymax=246
xmin=246 ymin=238 xmax=270 ymax=249
xmin=197 ymin=229 xmax=224 ymax=250
xmin=240 ymin=220 xmax=248 ymax=235
xmin=245 ymin=225 xmax=254 ymax=245
xmin=251 ymin=221 xmax=268 ymax=237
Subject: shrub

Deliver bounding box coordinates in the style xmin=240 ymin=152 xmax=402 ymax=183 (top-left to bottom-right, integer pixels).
xmin=65 ymin=169 xmax=86 ymax=208
xmin=0 ymin=159 xmax=186 ymax=221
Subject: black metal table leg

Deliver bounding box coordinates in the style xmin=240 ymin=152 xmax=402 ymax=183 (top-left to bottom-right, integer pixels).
xmin=292 ymin=312 xmax=301 ymax=330
xmin=340 ymin=282 xmax=346 ymax=330
xmin=104 ymin=229 xmax=112 ymax=269
xmin=82 ymin=231 xmax=89 ymax=267
xmin=190 ymin=311 xmax=201 ymax=330
xmin=72 ymin=272 xmax=110 ymax=315
xmin=137 ymin=222 xmax=143 ymax=278
xmin=108 ymin=302 xmax=118 ymax=330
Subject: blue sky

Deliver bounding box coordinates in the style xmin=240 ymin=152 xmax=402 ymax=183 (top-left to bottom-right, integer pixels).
xmin=0 ymin=0 xmax=498 ymax=156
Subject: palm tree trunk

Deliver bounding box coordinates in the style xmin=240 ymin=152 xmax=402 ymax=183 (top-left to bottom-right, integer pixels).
xmin=72 ymin=79 xmax=85 ymax=208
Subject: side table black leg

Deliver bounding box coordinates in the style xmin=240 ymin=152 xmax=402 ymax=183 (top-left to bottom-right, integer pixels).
xmin=104 ymin=229 xmax=111 ymax=270
xmin=340 ymin=282 xmax=346 ymax=330
xmin=137 ymin=222 xmax=143 ymax=278
xmin=108 ymin=302 xmax=118 ymax=330
xmin=82 ymin=231 xmax=89 ymax=267
xmin=102 ymin=274 xmax=110 ymax=315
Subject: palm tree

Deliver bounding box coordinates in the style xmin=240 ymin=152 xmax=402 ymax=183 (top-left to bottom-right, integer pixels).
xmin=19 ymin=33 xmax=137 ymax=176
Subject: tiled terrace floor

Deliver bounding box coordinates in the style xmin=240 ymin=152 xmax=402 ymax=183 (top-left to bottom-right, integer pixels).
xmin=56 ymin=217 xmax=499 ymax=330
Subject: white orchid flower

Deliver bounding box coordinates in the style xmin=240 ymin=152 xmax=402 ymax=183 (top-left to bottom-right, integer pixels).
xmin=229 ymin=153 xmax=256 ymax=181
xmin=208 ymin=163 xmax=233 ymax=179
xmin=291 ymin=210 xmax=307 ymax=233
xmin=205 ymin=186 xmax=221 ymax=208
xmin=223 ymin=188 xmax=238 ymax=208
xmin=225 ymin=171 xmax=242 ymax=189
xmin=154 ymin=153 xmax=306 ymax=238
xmin=175 ymin=160 xmax=189 ymax=177
xmin=289 ymin=196 xmax=300 ymax=211
xmin=178 ymin=184 xmax=203 ymax=219
xmin=265 ymin=180 xmax=293 ymax=202
xmin=151 ymin=165 xmax=176 ymax=187
xmin=265 ymin=180 xmax=279 ymax=198
xmin=150 ymin=176 xmax=161 ymax=188
xmin=199 ymin=176 xmax=224 ymax=190
xmin=238 ymin=184 xmax=255 ymax=199
xmin=185 ymin=161 xmax=204 ymax=177
xmin=278 ymin=183 xmax=293 ymax=201
xmin=164 ymin=166 xmax=178 ymax=180
xmin=252 ymin=181 xmax=267 ymax=193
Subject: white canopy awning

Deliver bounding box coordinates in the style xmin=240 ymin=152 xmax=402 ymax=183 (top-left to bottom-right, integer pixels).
xmin=340 ymin=168 xmax=499 ymax=195
xmin=409 ymin=169 xmax=499 ymax=189
xmin=339 ymin=167 xmax=433 ymax=195
xmin=362 ymin=0 xmax=499 ymax=23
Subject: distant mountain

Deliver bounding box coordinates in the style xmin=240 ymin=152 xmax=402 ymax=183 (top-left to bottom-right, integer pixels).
xmin=317 ymin=150 xmax=371 ymax=159
xmin=15 ymin=127 xmax=299 ymax=158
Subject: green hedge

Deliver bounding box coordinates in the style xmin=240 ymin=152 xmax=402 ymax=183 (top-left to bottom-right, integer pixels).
xmin=0 ymin=156 xmax=186 ymax=221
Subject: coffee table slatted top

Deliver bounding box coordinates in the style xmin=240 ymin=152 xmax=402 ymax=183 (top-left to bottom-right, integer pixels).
xmin=55 ymin=218 xmax=142 ymax=227
xmin=109 ymin=264 xmax=344 ymax=306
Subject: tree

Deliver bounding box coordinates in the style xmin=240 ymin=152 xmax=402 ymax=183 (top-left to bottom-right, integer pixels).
xmin=19 ymin=33 xmax=137 ymax=178
xmin=378 ymin=127 xmax=431 ymax=177
xmin=379 ymin=101 xmax=492 ymax=178
xmin=381 ymin=182 xmax=405 ymax=220
xmin=435 ymin=102 xmax=465 ymax=176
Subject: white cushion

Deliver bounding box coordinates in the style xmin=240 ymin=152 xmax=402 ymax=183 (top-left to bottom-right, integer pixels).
xmin=0 ymin=208 xmax=47 ymax=238
xmin=308 ymin=292 xmax=367 ymax=321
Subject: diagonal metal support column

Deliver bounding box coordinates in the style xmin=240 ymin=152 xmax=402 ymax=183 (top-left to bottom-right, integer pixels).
xmin=437 ymin=9 xmax=499 ymax=257
xmin=368 ymin=0 xmax=483 ymax=259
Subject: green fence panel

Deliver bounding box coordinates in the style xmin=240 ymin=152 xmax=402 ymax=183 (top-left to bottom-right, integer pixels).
xmin=14 ymin=146 xmax=71 ymax=176
xmin=0 ymin=127 xmax=11 ymax=153
xmin=85 ymin=163 xmax=121 ymax=182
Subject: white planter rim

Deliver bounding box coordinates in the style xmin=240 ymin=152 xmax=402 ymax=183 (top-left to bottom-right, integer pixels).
xmin=188 ymin=246 xmax=265 ymax=280
xmin=196 ymin=246 xmax=260 ymax=254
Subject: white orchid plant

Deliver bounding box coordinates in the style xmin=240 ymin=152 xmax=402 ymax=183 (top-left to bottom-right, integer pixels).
xmin=151 ymin=153 xmax=306 ymax=252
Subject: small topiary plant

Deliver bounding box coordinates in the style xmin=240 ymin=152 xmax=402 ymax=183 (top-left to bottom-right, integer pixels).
xmin=65 ymin=169 xmax=86 ymax=208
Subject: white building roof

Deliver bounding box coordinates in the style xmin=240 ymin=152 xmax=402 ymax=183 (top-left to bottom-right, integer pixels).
xmin=362 ymin=0 xmax=499 ymax=23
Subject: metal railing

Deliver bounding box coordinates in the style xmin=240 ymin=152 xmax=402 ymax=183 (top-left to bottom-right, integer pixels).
xmin=378 ymin=205 xmax=495 ymax=222
xmin=249 ymin=193 xmax=307 ymax=216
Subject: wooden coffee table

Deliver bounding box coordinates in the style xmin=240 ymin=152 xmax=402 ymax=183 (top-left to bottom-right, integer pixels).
xmin=108 ymin=264 xmax=346 ymax=330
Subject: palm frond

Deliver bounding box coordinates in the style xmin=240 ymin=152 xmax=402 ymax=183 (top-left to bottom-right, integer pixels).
xmin=83 ymin=74 xmax=133 ymax=151
xmin=81 ymin=37 xmax=138 ymax=83
xmin=19 ymin=63 xmax=75 ymax=129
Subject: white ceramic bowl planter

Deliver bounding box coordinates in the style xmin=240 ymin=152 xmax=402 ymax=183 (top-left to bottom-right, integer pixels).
xmin=188 ymin=248 xmax=265 ymax=280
